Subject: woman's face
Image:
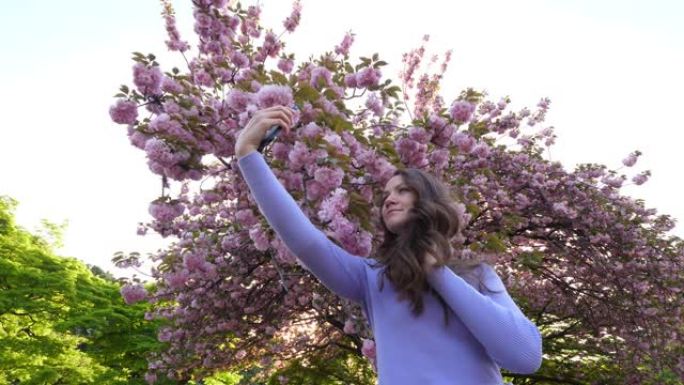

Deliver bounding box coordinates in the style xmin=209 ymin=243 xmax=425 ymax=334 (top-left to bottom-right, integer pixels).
xmin=381 ymin=175 xmax=417 ymax=234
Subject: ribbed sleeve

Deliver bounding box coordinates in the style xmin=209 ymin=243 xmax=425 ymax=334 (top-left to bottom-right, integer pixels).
xmin=237 ymin=150 xmax=368 ymax=304
xmin=427 ymin=264 xmax=543 ymax=373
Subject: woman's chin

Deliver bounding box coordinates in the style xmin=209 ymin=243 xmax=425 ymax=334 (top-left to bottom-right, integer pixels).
xmin=386 ymin=218 xmax=407 ymax=234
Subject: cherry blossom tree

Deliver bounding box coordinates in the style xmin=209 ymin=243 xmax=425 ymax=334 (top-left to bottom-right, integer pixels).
xmin=111 ymin=1 xmax=684 ymax=384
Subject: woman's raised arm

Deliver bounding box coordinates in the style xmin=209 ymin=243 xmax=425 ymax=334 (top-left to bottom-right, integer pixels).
xmin=235 ymin=108 xmax=368 ymax=304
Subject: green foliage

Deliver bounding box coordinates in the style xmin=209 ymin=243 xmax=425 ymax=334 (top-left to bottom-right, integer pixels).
xmin=0 ymin=196 xmax=165 ymax=384
xmin=256 ymin=351 xmax=374 ymax=385
xmin=201 ymin=350 xmax=376 ymax=385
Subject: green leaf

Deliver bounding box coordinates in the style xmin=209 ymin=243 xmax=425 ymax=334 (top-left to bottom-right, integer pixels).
xmin=517 ymin=251 xmax=544 ymax=269
xmin=294 ymin=85 xmax=321 ymax=104
xmin=270 ymin=70 xmax=289 ymax=85
xmin=484 ymin=233 xmax=507 ymax=253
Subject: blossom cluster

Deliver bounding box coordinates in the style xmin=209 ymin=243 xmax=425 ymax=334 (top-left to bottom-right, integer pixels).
xmin=110 ymin=1 xmax=683 ymax=384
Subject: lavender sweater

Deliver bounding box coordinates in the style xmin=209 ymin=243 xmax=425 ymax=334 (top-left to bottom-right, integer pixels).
xmin=238 ymin=151 xmax=542 ymax=385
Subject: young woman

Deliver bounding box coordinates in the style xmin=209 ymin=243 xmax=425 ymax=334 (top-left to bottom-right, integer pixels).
xmin=235 ymin=106 xmax=542 ymax=385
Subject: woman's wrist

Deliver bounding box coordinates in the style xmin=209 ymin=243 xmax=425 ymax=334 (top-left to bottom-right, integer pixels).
xmin=236 ymin=145 xmax=257 ymax=159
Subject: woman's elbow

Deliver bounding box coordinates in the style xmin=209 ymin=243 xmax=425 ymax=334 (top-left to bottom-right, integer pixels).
xmin=512 ymin=350 xmax=542 ymax=374
xmin=505 ymin=331 xmax=543 ymax=374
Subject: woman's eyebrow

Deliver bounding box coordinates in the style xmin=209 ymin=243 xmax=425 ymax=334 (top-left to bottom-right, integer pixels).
xmin=382 ymin=183 xmax=406 ymax=195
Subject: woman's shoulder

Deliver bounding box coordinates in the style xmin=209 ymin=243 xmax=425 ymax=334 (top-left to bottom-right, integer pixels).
xmin=453 ymin=262 xmax=506 ymax=294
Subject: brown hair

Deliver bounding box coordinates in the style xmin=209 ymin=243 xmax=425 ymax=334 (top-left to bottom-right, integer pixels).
xmin=373 ymin=168 xmax=481 ymax=318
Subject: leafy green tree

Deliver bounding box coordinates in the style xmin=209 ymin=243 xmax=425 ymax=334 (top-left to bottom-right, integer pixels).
xmin=0 ymin=196 xmax=164 ymax=384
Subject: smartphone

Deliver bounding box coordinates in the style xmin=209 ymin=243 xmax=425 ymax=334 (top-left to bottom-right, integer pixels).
xmin=257 ymin=106 xmax=298 ymax=153
xmin=257 ymin=125 xmax=282 ymax=153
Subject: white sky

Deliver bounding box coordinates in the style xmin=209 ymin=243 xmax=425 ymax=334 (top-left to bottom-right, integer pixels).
xmin=1 ymin=0 xmax=682 ymax=277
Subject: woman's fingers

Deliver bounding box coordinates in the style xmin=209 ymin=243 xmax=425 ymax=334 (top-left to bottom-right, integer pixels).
xmin=236 ymin=106 xmax=295 ymax=152
xmin=263 ymin=117 xmax=290 ymax=129
xmin=265 ymin=110 xmax=293 ymax=128
xmin=258 ymin=107 xmax=294 ymax=125
xmin=255 ymin=109 xmax=293 ymax=133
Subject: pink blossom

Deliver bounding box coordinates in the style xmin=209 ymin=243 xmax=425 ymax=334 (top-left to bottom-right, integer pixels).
xmin=320 ymin=98 xmax=340 ymax=116
xmin=145 ymin=372 xmax=158 ymax=385
xmin=408 ymin=126 xmax=430 ymax=143
xmin=329 ymin=216 xmax=356 ymax=247
xmin=121 ymin=284 xmax=148 ymax=304
xmin=183 ymin=252 xmax=206 ymax=272
xmin=226 ymin=90 xmax=254 ymax=112
xmin=602 ymin=175 xmax=624 ymax=188
xmin=272 ymin=236 xmax=297 ymax=264
xmin=163 ymin=11 xmax=189 ymax=52
xmin=234 ymin=68 xmax=254 ymax=82
xmin=277 ymin=58 xmax=294 ymax=73
xmin=365 ymin=93 xmax=384 ymax=117
xmin=133 ymin=63 xmax=163 ymax=95
xmin=355 ymin=230 xmax=373 ymax=257
xmin=430 ymin=148 xmax=450 ymax=170
xmin=361 ymin=339 xmax=376 ymax=359
xmin=249 ymin=226 xmax=270 ymax=251
xmin=310 ymin=66 xmax=332 ymax=89
xmin=261 ymin=31 xmax=282 ymax=58
xmin=166 ymin=269 xmax=189 ymax=290
xmin=145 ymin=138 xmax=176 ymax=167
xmin=255 ymin=84 xmax=293 ymax=108
xmin=280 ymin=170 xmax=304 ymax=191
xmin=343 ymin=319 xmax=356 ymax=334
xmin=236 ymin=209 xmax=259 ymax=226
xmin=623 ymin=151 xmax=640 ymax=167
xmin=110 ymin=99 xmax=138 ymax=125
xmin=344 ymin=73 xmax=358 ymax=88
xmin=317 ymin=188 xmax=349 ymax=222
xmin=161 ymin=77 xmax=183 ymax=94
xmin=335 ymin=32 xmax=354 ymax=56
xmin=137 ymin=223 xmax=148 ymax=236
xmin=305 ymin=180 xmax=325 ymax=201
xmin=271 ymin=142 xmax=291 ymax=161
xmin=472 ymin=142 xmax=491 ymax=158
xmin=149 ymin=200 xmax=185 ymax=222
xmin=356 ymin=67 xmax=382 ymax=88
xmin=497 ymin=97 xmax=509 ymax=110
xmin=230 ymin=51 xmax=250 ymax=68
xmin=632 ymin=171 xmax=650 ymax=185
xmin=314 ymin=166 xmax=345 ymax=190
xmin=288 ymin=142 xmax=314 ymax=169
xmin=552 ymin=201 xmax=577 ymax=219
xmin=449 ymin=100 xmax=476 ymax=123
xmin=322 ymin=131 xmax=349 ymax=155
xmin=453 ymin=132 xmax=476 ymax=153
xmin=299 ymin=122 xmax=323 ymax=139
xmin=282 ymin=1 xmax=302 ymax=32
xmin=538 ymin=97 xmax=551 ymax=110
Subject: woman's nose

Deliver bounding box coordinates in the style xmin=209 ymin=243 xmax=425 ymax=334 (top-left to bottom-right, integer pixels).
xmin=385 ymin=196 xmax=398 ymax=208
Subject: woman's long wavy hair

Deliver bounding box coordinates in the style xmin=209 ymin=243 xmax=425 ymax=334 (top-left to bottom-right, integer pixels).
xmin=373 ymin=168 xmax=481 ymax=318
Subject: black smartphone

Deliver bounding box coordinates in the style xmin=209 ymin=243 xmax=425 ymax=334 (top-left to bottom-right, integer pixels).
xmin=257 ymin=125 xmax=282 ymax=153
xmin=257 ymin=106 xmax=298 ymax=153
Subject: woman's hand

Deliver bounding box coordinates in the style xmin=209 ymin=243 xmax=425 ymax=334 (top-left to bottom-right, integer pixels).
xmin=423 ymin=252 xmax=439 ymax=274
xmin=423 ymin=246 xmax=454 ymax=274
xmin=235 ymin=106 xmax=295 ymax=158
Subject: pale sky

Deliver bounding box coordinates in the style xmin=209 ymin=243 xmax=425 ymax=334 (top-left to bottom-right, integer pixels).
xmin=1 ymin=0 xmax=682 ymax=277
